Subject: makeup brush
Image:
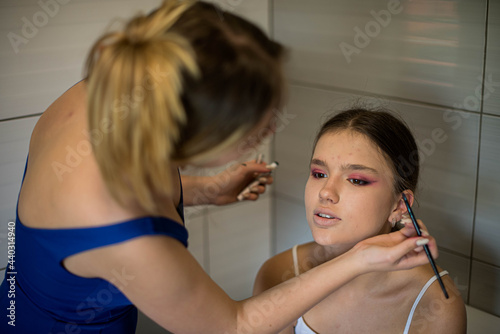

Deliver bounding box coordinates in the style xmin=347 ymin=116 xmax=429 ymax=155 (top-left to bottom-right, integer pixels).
xmin=402 ymin=193 xmax=449 ymax=299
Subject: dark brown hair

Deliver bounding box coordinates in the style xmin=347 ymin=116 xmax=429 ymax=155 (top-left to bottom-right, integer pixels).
xmin=170 ymin=1 xmax=286 ymax=161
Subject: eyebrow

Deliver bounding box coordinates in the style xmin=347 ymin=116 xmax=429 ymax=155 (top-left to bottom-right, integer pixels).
xmin=310 ymin=159 xmax=379 ymax=174
xmin=310 ymin=158 xmax=326 ymax=167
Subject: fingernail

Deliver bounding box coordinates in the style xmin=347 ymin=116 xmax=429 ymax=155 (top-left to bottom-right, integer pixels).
xmin=258 ymin=177 xmax=268 ymax=183
xmin=416 ymin=238 xmax=429 ymax=246
xmin=421 ymin=230 xmax=429 ymax=237
xmin=250 ymin=186 xmax=260 ymax=192
xmin=401 ymin=218 xmax=412 ymax=225
xmin=265 ymin=161 xmax=279 ymax=169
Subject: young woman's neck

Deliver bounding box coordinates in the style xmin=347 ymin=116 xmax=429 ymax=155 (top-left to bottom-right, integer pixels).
xmin=313 ymin=225 xmax=399 ymax=290
xmin=314 ymin=242 xmax=404 ymax=298
xmin=318 ymin=223 xmax=393 ymax=258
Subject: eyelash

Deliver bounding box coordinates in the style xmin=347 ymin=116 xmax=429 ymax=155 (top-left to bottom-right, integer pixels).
xmin=311 ymin=171 xmax=327 ymax=179
xmin=311 ymin=171 xmax=370 ymax=186
xmin=348 ymin=178 xmax=370 ymax=186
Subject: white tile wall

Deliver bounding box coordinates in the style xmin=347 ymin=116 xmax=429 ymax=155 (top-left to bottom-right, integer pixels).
xmin=469 ymin=260 xmax=500 ymax=317
xmin=273 ymin=0 xmax=487 ymax=111
xmin=184 ymin=213 xmax=207 ymax=271
xmin=484 ymin=1 xmax=500 ymax=116
xmin=0 ymin=0 xmax=161 ymax=120
xmin=437 ymin=250 xmax=470 ymax=300
xmin=0 ymin=116 xmax=39 ymax=270
xmin=275 ymin=197 xmax=311 ymax=254
xmin=474 ymin=115 xmax=500 ymax=266
xmin=208 ymin=197 xmax=272 ymax=300
xmin=395 ymin=103 xmax=479 ymax=257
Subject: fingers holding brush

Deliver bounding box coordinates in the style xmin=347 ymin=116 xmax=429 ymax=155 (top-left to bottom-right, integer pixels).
xmin=399 ymin=218 xmax=429 ymax=237
xmin=398 ymin=219 xmax=437 ymax=256
xmin=239 ymin=181 xmax=270 ymax=201
xmin=237 ymin=157 xmax=278 ymax=201
xmin=352 ymin=230 xmax=438 ymax=273
xmin=237 ymin=174 xmax=274 ymax=201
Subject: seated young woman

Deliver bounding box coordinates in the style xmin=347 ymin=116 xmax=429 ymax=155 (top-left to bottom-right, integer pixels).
xmin=253 ymin=108 xmax=467 ymax=334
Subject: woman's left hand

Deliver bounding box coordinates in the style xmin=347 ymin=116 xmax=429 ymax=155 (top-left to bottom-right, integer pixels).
xmin=211 ymin=159 xmax=274 ymax=205
xmin=181 ymin=159 xmax=274 ymax=206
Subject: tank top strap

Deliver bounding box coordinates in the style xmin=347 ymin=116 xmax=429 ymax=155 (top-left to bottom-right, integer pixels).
xmin=403 ymin=270 xmax=449 ymax=334
xmin=292 ymin=244 xmax=300 ymax=277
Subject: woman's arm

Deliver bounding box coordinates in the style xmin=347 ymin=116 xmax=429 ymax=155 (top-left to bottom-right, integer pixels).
xmin=181 ymin=160 xmax=273 ymax=206
xmin=90 ymin=226 xmax=435 ymax=333
xmin=253 ymin=248 xmax=298 ymax=334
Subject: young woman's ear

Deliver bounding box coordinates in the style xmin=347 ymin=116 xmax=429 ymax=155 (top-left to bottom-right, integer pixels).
xmin=388 ymin=190 xmax=414 ymax=227
xmin=399 ymin=190 xmax=414 ymax=214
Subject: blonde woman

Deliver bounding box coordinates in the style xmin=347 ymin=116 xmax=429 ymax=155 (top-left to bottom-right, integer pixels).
xmin=0 ymin=2 xmax=438 ymax=333
xmin=254 ymin=108 xmax=467 ymax=333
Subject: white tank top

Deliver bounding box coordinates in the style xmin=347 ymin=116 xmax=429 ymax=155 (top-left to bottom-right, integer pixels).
xmin=291 ymin=244 xmax=449 ymax=334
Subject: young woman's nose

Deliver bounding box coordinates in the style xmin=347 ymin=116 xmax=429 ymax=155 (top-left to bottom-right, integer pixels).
xmin=319 ymin=179 xmax=340 ymax=203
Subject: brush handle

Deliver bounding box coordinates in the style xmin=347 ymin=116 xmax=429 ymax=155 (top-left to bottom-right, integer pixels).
xmin=423 ymin=244 xmax=449 ymax=299
xmin=402 ymin=193 xmax=449 ymax=299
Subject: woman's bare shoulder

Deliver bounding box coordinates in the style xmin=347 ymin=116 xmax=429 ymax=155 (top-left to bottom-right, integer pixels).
xmin=409 ymin=267 xmax=467 ymax=334
xmin=253 ymin=245 xmax=299 ymax=295
xmin=253 ymin=242 xmax=319 ymax=295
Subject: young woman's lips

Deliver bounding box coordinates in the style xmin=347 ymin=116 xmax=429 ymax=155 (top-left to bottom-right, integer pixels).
xmin=313 ymin=209 xmax=341 ymax=227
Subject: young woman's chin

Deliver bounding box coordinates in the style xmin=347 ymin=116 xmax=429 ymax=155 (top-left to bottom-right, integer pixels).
xmin=314 ymin=239 xmax=358 ymax=257
xmin=311 ymin=229 xmax=356 ymax=249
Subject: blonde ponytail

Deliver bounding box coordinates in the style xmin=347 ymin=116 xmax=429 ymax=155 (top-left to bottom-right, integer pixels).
xmin=85 ymin=0 xmax=199 ymax=214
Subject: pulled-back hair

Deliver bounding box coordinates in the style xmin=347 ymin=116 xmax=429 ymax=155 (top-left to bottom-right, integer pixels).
xmin=313 ymin=108 xmax=419 ymax=195
xmin=85 ymin=0 xmax=285 ymax=214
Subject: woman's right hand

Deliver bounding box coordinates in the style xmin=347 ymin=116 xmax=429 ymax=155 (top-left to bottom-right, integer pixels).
xmin=350 ymin=219 xmax=438 ymax=274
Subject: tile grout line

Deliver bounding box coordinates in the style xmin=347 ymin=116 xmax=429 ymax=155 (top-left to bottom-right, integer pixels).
xmin=466 ymin=0 xmax=489 ymax=305
xmin=286 ymin=79 xmax=498 ymax=117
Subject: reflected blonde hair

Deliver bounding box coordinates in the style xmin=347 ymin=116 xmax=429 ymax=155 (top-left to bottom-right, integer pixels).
xmin=85 ymin=0 xmax=285 ymax=214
